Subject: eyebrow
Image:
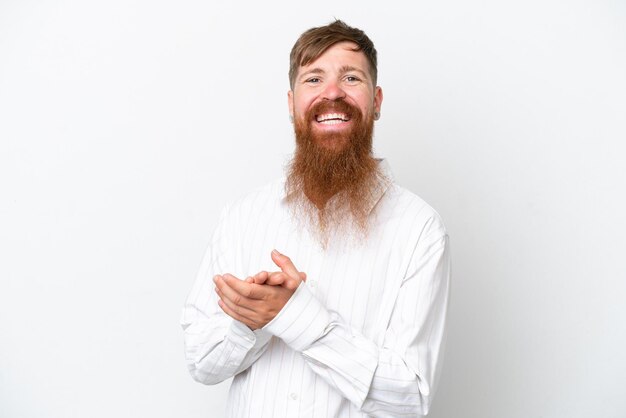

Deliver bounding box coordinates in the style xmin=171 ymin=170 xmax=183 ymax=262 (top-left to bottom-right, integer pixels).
xmin=299 ymin=68 xmax=325 ymax=80
xmin=338 ymin=65 xmax=368 ymax=78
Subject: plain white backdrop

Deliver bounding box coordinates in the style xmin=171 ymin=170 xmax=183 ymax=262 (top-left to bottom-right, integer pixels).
xmin=1 ymin=1 xmax=625 ymax=417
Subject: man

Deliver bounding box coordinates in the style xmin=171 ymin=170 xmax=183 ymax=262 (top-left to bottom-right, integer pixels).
xmin=181 ymin=20 xmax=450 ymax=417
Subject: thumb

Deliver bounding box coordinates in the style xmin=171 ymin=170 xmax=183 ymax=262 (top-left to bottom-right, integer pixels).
xmin=271 ymin=249 xmax=300 ymax=279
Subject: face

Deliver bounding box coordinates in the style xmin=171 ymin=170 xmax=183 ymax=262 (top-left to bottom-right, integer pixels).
xmin=288 ymin=41 xmax=383 ymax=150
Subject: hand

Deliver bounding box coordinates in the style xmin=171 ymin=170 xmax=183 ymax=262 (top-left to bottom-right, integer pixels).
xmin=215 ymin=250 xmax=306 ymax=329
xmin=214 ymin=273 xmax=296 ymax=330
xmin=245 ymin=270 xmax=307 ymax=290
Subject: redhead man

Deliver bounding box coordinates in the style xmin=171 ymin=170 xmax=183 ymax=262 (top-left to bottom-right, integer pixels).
xmin=181 ymin=20 xmax=450 ymax=418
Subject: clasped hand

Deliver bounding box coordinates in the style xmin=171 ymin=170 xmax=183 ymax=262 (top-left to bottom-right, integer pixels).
xmin=214 ymin=250 xmax=306 ymax=330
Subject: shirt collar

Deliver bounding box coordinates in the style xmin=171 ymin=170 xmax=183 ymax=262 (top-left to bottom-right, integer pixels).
xmin=365 ymin=158 xmax=393 ymax=215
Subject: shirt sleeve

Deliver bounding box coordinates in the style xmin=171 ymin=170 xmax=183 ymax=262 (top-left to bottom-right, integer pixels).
xmin=180 ymin=207 xmax=273 ymax=385
xmin=263 ymin=230 xmax=451 ymax=417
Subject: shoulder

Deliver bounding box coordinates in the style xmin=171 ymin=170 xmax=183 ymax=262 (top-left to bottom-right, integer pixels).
xmin=375 ymin=159 xmax=446 ymax=239
xmin=382 ymin=183 xmax=447 ymax=241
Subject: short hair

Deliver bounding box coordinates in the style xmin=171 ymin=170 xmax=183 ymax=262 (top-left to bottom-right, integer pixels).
xmin=288 ymin=20 xmax=378 ymax=89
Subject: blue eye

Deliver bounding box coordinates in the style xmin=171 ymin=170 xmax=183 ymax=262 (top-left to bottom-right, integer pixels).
xmin=345 ymin=75 xmax=361 ymax=83
xmin=306 ymin=77 xmax=321 ymax=83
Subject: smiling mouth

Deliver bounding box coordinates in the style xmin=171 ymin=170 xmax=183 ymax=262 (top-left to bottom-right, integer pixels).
xmin=315 ymin=113 xmax=350 ymax=125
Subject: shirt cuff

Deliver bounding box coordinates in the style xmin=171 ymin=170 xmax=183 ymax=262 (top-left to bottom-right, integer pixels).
xmin=227 ymin=318 xmax=272 ymax=349
xmin=262 ymin=282 xmax=331 ymax=352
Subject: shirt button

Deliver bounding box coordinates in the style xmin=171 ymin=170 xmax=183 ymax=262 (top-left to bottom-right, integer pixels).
xmin=289 ymin=392 xmax=298 ymax=400
xmin=309 ymin=280 xmax=316 ymax=289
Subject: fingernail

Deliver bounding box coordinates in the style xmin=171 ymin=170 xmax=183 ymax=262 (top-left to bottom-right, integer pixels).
xmin=272 ymin=249 xmax=282 ymax=256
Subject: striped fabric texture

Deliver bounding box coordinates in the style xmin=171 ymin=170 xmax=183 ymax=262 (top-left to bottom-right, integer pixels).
xmin=181 ymin=169 xmax=451 ymax=418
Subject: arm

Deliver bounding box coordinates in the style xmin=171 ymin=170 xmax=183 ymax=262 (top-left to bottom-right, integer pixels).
xmin=180 ymin=209 xmax=273 ymax=385
xmin=263 ymin=233 xmax=450 ymax=416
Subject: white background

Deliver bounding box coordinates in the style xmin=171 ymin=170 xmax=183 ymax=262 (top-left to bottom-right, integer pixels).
xmin=1 ymin=1 xmax=625 ymax=417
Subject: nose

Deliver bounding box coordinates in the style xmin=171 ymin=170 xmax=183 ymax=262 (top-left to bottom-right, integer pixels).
xmin=321 ymin=80 xmax=346 ymax=101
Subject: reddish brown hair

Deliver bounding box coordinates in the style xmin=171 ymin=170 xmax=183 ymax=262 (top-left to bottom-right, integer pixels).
xmin=288 ymin=20 xmax=378 ymax=89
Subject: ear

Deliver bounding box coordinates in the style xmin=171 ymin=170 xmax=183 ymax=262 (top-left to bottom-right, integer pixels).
xmin=287 ymin=90 xmax=294 ymax=118
xmin=374 ymin=86 xmax=383 ymax=114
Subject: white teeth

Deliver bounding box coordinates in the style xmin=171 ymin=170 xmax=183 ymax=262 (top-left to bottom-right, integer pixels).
xmin=316 ymin=113 xmax=349 ymax=122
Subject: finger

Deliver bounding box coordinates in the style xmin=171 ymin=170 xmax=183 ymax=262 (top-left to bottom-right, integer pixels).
xmin=221 ymin=273 xmax=265 ymax=300
xmin=271 ymin=249 xmax=300 ymax=279
xmin=216 ymin=298 xmax=258 ymax=330
xmin=282 ymin=277 xmax=301 ymax=291
xmin=251 ymin=271 xmax=269 ymax=285
xmin=299 ymin=272 xmax=307 ymax=282
xmin=264 ymin=271 xmax=285 ymax=285
xmin=214 ymin=286 xmax=259 ymax=319
xmin=265 ymin=272 xmax=302 ymax=290
xmin=215 ymin=275 xmax=257 ymax=308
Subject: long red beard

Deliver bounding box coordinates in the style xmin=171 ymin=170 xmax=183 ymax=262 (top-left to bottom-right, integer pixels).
xmin=285 ymin=98 xmax=387 ymax=245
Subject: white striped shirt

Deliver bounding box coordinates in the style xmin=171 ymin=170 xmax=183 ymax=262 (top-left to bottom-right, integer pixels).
xmin=181 ymin=166 xmax=451 ymax=417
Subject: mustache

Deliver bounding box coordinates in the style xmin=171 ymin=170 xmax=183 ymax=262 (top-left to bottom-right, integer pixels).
xmin=308 ymin=98 xmax=361 ymax=120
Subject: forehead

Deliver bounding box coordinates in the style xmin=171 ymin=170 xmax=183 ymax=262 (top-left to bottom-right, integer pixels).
xmin=298 ymin=41 xmax=370 ymax=73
